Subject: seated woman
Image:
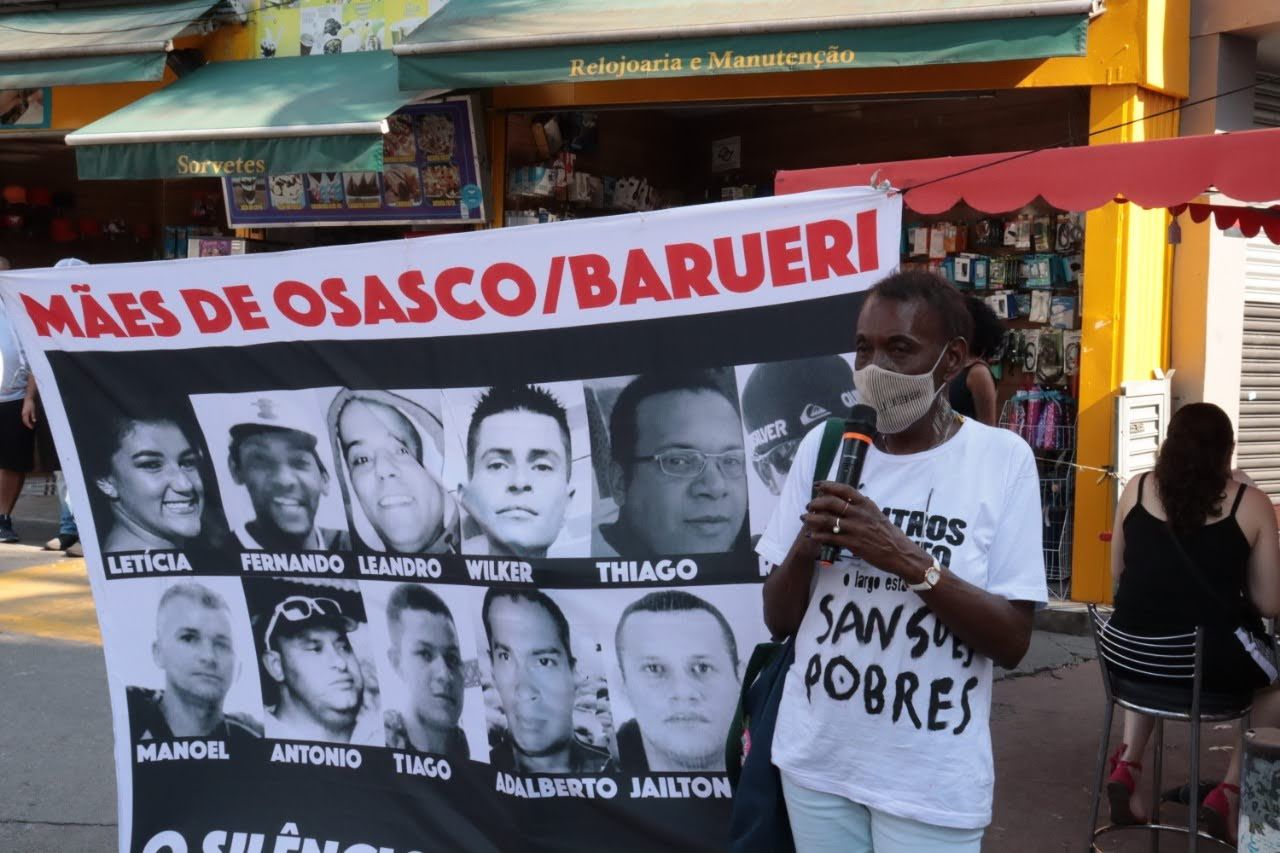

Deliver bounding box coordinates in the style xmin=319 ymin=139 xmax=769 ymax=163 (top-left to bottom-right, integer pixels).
xmin=1106 ymin=403 xmax=1280 ymax=840
xmin=947 ymin=296 xmax=1003 ymax=426
xmin=86 ymin=404 xmax=223 ymax=552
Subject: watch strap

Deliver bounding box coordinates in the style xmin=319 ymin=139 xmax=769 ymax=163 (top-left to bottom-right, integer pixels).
xmin=907 ymin=559 xmax=941 ymax=592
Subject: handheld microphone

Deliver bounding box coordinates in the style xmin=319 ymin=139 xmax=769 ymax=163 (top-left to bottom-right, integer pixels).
xmin=819 ymin=404 xmax=878 ymax=567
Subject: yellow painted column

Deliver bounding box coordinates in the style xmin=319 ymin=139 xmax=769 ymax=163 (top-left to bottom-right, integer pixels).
xmin=1071 ymin=84 xmax=1178 ymax=603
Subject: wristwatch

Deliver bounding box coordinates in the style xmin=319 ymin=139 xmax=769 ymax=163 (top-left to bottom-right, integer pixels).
xmin=907 ymin=558 xmax=943 ymax=592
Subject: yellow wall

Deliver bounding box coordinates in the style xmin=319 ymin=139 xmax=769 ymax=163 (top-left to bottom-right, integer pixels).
xmin=47 ymin=81 xmax=167 ymax=131
xmin=1071 ymin=84 xmax=1179 ymax=603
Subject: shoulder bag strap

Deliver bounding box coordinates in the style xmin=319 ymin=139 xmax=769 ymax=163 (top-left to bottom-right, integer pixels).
xmin=814 ymin=416 xmax=846 ymax=484
xmin=1155 ymin=505 xmax=1249 ymax=628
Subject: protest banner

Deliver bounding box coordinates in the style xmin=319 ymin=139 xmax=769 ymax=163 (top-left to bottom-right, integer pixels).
xmin=0 ymin=186 xmax=899 ymax=853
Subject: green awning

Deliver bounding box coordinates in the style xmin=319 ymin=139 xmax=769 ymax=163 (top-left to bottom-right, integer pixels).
xmin=67 ymin=51 xmax=432 ymax=180
xmin=394 ymin=0 xmax=1092 ymax=90
xmin=0 ymin=1 xmax=222 ymax=88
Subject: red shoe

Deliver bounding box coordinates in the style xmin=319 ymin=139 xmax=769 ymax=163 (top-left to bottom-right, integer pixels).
xmin=1199 ymin=782 xmax=1239 ymax=842
xmin=1105 ymin=744 xmax=1149 ymax=825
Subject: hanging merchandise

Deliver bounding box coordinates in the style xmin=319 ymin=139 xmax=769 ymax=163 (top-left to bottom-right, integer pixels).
xmin=49 ymin=217 xmax=77 ymax=243
xmin=78 ymin=217 xmax=101 ymax=239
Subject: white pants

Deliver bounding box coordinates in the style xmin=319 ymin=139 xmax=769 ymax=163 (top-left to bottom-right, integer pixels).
xmin=781 ymin=771 xmax=984 ymax=853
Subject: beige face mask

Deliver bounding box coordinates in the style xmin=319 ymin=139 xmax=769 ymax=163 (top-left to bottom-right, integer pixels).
xmin=853 ymin=343 xmax=950 ymax=435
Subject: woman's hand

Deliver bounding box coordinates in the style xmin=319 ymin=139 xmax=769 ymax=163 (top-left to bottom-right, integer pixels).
xmin=802 ymin=481 xmax=928 ymax=582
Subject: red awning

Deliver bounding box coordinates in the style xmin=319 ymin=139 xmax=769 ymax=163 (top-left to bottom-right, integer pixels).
xmin=775 ymin=127 xmax=1280 ymax=214
xmin=1170 ymin=202 xmax=1280 ymax=243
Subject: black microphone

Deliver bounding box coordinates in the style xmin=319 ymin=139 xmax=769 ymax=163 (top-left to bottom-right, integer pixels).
xmin=819 ymin=404 xmax=878 ymax=567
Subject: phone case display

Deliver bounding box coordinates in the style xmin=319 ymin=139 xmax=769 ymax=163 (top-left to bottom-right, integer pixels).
xmin=999 ymin=388 xmax=1077 ymax=595
xmin=505 ymin=112 xmax=677 ymax=226
xmin=905 ymin=206 xmax=1085 ymax=597
xmin=223 ymin=97 xmax=485 ymax=228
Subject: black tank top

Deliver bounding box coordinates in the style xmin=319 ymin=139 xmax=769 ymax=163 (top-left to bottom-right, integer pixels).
xmin=948 ymin=364 xmax=977 ymax=419
xmin=1110 ymin=473 xmax=1266 ymax=691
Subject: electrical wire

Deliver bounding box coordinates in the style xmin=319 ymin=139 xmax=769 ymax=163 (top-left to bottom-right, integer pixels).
xmin=902 ymin=80 xmax=1265 ymax=193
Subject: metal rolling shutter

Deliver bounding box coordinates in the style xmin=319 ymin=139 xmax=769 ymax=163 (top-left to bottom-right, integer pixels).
xmin=1256 ymin=73 xmax=1280 ymax=129
xmin=1239 ymin=237 xmax=1280 ymax=500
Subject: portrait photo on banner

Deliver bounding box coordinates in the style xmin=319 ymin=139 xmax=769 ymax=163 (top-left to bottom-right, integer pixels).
xmin=474 ymin=587 xmax=616 ymax=774
xmin=325 ymin=387 xmax=462 ymax=556
xmin=360 ymin=581 xmax=488 ymax=761
xmin=595 ymin=584 xmax=758 ymax=775
xmin=734 ymin=353 xmax=859 ymax=539
xmin=583 ymin=366 xmax=750 ymax=558
xmin=241 ymin=577 xmax=383 ymax=747
xmin=100 ymin=577 xmax=265 ymax=746
xmin=441 ymin=380 xmax=592 ymax=559
xmin=71 ymin=384 xmax=235 ymax=557
xmin=189 ymin=388 xmax=351 ymax=552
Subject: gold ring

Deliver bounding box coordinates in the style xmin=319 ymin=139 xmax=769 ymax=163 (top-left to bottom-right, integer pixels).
xmin=833 ymin=517 xmax=841 ymax=535
xmin=843 ymin=498 xmax=852 ymax=516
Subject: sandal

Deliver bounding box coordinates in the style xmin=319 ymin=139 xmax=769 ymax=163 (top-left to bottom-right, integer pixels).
xmin=1105 ymin=744 xmax=1149 ymax=825
xmin=1199 ymin=782 xmax=1239 ymax=842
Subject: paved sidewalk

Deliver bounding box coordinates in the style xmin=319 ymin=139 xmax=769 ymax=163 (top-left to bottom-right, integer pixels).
xmin=0 ymin=493 xmax=1237 ymax=852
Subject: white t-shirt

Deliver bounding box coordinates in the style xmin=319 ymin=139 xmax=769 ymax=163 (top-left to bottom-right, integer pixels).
xmin=0 ymin=302 xmax=29 ymax=403
xmin=756 ymin=418 xmax=1046 ymax=829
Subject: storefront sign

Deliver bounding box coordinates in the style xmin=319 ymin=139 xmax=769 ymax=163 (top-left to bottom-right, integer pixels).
xmin=568 ymin=45 xmax=858 ymax=81
xmin=223 ymin=98 xmax=484 ymax=228
xmin=2 ymin=187 xmax=898 ymax=853
xmin=396 ymin=13 xmax=1090 ymax=91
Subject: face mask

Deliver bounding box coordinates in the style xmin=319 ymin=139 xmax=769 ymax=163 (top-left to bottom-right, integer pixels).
xmin=853 ymin=343 xmax=951 ymax=434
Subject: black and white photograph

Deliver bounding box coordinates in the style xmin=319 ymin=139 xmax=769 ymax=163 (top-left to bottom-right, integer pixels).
xmin=79 ymin=393 xmax=234 ymax=554
xmin=361 ymin=582 xmax=487 ymax=760
xmin=584 ymin=368 xmax=749 ymax=557
xmin=268 ymin=174 xmax=306 ymax=211
xmin=326 ymin=388 xmax=461 ymax=555
xmin=190 ymin=389 xmax=351 ymax=552
xmin=231 ymin=176 xmax=267 ymax=211
xmin=597 ymin=585 xmax=757 ymax=773
xmin=476 ymin=588 xmax=615 ymax=774
xmin=442 ymin=381 xmax=591 ymax=558
xmin=735 ymin=354 xmax=858 ymax=537
xmin=103 ymin=578 xmax=264 ymax=747
xmin=243 ymin=577 xmax=383 ymax=746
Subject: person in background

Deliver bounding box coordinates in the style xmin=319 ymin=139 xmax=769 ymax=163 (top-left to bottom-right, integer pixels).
xmin=0 ymin=256 xmax=31 ymax=543
xmin=947 ymin=295 xmax=1004 ymax=426
xmin=22 ymin=258 xmax=88 ymax=555
xmin=1104 ymin=403 xmax=1280 ymax=841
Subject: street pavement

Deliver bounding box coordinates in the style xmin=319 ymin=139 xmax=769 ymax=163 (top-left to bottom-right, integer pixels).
xmin=0 ymin=492 xmax=1240 ymax=852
